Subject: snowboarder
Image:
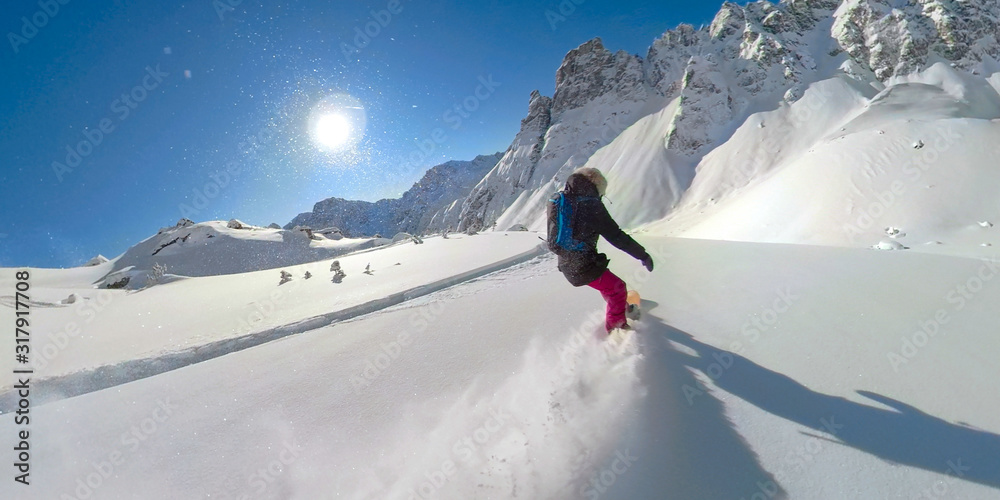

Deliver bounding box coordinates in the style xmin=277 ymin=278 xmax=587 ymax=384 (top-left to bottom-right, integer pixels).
xmin=547 ymin=167 xmax=653 ymax=333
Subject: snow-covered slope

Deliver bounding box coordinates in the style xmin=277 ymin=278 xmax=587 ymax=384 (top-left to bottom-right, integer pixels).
xmin=457 ymin=0 xmax=1000 ymax=241
xmin=103 ymin=219 xmax=387 ymax=287
xmin=656 ymin=63 xmax=1000 ymax=251
xmin=4 ymin=236 xmax=999 ymax=499
xmin=0 ymin=232 xmax=543 ymax=398
xmin=287 ymin=153 xmax=503 ymax=236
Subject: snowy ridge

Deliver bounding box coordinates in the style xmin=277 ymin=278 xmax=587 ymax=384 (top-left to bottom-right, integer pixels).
xmin=0 ymin=241 xmax=547 ymax=411
xmin=106 ymin=219 xmax=379 ymax=284
xmin=457 ymin=0 xmax=1000 ymax=243
xmin=2 ymin=232 xmax=544 ymax=387
xmin=659 ymin=62 xmax=1000 ymax=249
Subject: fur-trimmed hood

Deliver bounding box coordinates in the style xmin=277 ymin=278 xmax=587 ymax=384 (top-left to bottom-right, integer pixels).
xmin=564 ymin=167 xmax=607 ymax=197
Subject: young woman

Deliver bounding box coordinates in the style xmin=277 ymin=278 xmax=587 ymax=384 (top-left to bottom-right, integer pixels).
xmin=547 ymin=167 xmax=653 ymax=332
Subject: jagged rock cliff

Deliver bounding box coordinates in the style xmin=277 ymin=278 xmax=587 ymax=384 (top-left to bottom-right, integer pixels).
xmin=456 ymin=0 xmax=1000 ymax=232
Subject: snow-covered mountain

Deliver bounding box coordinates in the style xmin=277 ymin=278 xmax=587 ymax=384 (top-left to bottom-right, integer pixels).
xmin=287 ymin=153 xmax=503 ymax=236
xmin=457 ymin=0 xmax=1000 ymax=241
xmin=100 ymin=219 xmax=383 ymax=287
xmin=655 ymin=62 xmax=1000 ymax=251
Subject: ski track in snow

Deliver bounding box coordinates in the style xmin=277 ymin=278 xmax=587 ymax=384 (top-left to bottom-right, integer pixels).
xmin=0 ymin=245 xmax=548 ymax=412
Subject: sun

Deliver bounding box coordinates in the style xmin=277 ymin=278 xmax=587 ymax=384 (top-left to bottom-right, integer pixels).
xmin=307 ymin=93 xmax=367 ymax=154
xmin=313 ymin=113 xmax=353 ymax=149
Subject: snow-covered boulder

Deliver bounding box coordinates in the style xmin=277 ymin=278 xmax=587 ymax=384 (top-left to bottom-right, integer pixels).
xmin=291 ymin=226 xmax=315 ymax=239
xmin=105 ymin=221 xmax=373 ymax=278
xmin=316 ymin=227 xmax=344 ymax=240
xmin=228 ymin=219 xmax=249 ymax=229
xmin=83 ymin=255 xmax=109 ymax=267
xmin=873 ymin=239 xmax=908 ymax=251
xmin=59 ymin=293 xmax=81 ymax=305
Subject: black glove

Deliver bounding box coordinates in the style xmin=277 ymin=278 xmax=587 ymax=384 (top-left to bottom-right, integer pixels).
xmin=641 ymin=254 xmax=654 ymax=272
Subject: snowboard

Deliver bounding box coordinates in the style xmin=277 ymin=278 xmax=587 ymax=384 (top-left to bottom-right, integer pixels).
xmin=607 ymin=290 xmax=641 ymax=354
xmin=625 ymin=290 xmax=641 ymax=321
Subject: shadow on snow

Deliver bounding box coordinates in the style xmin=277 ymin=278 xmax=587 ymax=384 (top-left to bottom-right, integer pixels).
xmin=605 ymin=299 xmax=788 ymax=500
xmin=646 ymin=308 xmax=1000 ymax=493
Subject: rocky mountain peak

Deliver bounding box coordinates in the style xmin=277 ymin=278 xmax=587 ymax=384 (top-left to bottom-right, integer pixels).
xmin=454 ymin=0 xmax=1000 ymax=232
xmin=551 ymin=37 xmax=647 ymax=115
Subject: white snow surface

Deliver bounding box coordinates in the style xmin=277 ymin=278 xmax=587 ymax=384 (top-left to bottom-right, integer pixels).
xmin=654 ymin=63 xmax=1000 ymax=253
xmin=0 ymin=232 xmax=544 ymax=389
xmin=2 ymin=235 xmax=999 ymax=499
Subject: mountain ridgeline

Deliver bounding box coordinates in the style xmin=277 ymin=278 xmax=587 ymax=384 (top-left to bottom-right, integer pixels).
xmin=286 ymin=153 xmax=503 ymax=236
xmin=292 ymin=0 xmax=1000 ymax=239
xmin=454 ymin=0 xmax=1000 ymax=233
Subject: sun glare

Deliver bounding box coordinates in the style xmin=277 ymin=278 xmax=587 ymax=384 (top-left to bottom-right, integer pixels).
xmin=308 ymin=93 xmax=367 ymax=154
xmin=314 ymin=113 xmax=352 ymax=149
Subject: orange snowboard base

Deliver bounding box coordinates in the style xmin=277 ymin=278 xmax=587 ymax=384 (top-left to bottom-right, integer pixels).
xmin=626 ymin=290 xmax=641 ymax=320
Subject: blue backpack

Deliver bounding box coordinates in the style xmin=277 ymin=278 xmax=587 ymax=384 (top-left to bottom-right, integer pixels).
xmin=547 ymin=192 xmax=591 ymax=252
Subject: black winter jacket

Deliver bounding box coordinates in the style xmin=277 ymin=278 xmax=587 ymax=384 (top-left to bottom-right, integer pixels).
xmin=547 ymin=172 xmax=649 ymax=286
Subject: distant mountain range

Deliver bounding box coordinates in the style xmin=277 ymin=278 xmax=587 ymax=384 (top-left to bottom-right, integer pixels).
xmin=454 ymin=0 xmax=1000 ymax=235
xmin=285 ymin=152 xmax=503 ymax=236
xmin=288 ymin=0 xmax=1000 ymax=243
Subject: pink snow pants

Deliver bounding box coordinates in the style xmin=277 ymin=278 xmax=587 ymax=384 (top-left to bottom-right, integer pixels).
xmin=587 ymin=269 xmax=628 ymax=332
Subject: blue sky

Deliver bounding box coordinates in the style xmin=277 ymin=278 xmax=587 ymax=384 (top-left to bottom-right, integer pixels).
xmin=1 ymin=0 xmax=734 ymax=268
